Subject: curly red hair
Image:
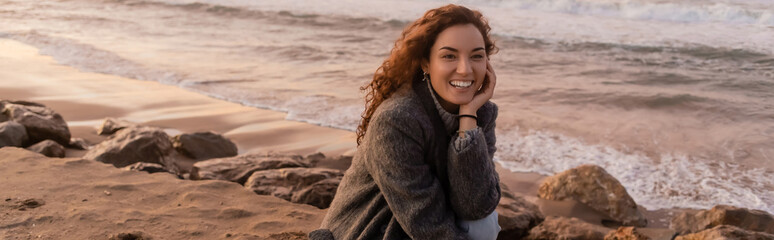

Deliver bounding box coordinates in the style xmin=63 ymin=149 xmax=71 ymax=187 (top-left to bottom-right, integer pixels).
xmin=356 ymin=4 xmax=498 ymax=145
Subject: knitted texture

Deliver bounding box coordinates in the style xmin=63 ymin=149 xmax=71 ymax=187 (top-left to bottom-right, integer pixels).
xmin=315 ymin=81 xmax=500 ymax=240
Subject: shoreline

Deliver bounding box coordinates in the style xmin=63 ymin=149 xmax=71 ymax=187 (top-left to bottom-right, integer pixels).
xmin=1 ymin=37 xmax=681 ymax=236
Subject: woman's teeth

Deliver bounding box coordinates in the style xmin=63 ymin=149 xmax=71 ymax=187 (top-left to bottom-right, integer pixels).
xmin=450 ymin=80 xmax=473 ymax=88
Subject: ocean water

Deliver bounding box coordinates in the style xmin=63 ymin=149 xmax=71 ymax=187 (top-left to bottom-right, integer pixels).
xmin=1 ymin=0 xmax=772 ymax=213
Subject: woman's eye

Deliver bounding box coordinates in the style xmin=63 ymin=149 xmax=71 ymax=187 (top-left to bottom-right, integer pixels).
xmin=472 ymin=54 xmax=484 ymax=60
xmin=441 ymin=54 xmax=456 ymax=60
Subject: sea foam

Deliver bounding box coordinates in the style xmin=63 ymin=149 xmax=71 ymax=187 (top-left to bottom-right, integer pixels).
xmin=495 ymin=127 xmax=774 ymax=213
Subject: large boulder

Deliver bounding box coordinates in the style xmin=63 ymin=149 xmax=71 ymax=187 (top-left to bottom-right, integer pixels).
xmin=525 ymin=216 xmax=611 ymax=240
xmin=538 ymin=164 xmax=647 ymax=227
xmin=674 ymin=225 xmax=774 ymax=240
xmin=26 ymin=140 xmax=65 ymax=158
xmin=244 ymin=167 xmax=343 ymax=207
xmin=83 ymin=126 xmax=173 ymax=168
xmin=0 ymin=121 xmax=28 ymax=148
xmin=172 ymin=131 xmax=238 ymax=160
xmin=189 ymin=153 xmax=309 ymax=184
xmin=604 ymin=226 xmax=650 ymax=240
xmin=671 ymin=205 xmax=774 ymax=235
xmin=1 ymin=101 xmax=70 ymax=146
xmin=497 ymin=183 xmax=545 ymax=240
xmin=95 ymin=117 xmax=136 ymax=135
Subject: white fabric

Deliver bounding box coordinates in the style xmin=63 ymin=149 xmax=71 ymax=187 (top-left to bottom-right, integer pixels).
xmin=457 ymin=210 xmax=501 ymax=240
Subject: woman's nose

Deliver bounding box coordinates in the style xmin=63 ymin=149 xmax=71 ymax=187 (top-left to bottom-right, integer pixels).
xmin=456 ymin=57 xmax=473 ymax=76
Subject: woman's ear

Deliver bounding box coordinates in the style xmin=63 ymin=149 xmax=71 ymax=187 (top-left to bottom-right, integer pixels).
xmin=421 ymin=59 xmax=429 ymax=73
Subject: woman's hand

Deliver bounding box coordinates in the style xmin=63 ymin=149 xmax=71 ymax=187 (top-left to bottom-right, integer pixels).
xmin=458 ymin=60 xmax=495 ymax=136
xmin=459 ymin=60 xmax=496 ymax=116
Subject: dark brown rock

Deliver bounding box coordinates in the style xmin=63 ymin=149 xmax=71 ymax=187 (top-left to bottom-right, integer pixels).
xmin=26 ymin=139 xmax=65 ymax=158
xmin=674 ymin=225 xmax=774 ymax=240
xmin=497 ymin=182 xmax=545 ymax=240
xmin=172 ymin=131 xmax=238 ymax=160
xmin=109 ymin=231 xmax=152 ymax=240
xmin=2 ymin=102 xmax=70 ymax=146
xmin=291 ymin=178 xmax=341 ymax=209
xmin=96 ymin=117 xmax=136 ymax=135
xmin=83 ymin=126 xmax=173 ymax=168
xmin=189 ymin=153 xmax=309 ymax=184
xmin=525 ymin=216 xmax=611 ymax=240
xmin=11 ymin=198 xmax=45 ymax=211
xmin=304 ymin=152 xmax=326 ymax=167
xmin=244 ymin=167 xmax=343 ymax=204
xmin=604 ymin=226 xmax=650 ymax=240
xmin=0 ymin=121 xmax=27 ymax=147
xmin=671 ymin=205 xmax=774 ymax=235
xmin=538 ymin=164 xmax=647 ymax=227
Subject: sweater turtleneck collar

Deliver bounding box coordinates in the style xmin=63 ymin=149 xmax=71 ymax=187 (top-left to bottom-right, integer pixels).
xmin=425 ymin=80 xmax=459 ymax=134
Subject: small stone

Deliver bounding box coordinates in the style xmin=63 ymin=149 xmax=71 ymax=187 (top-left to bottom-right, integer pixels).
xmin=104 ymin=190 xmax=112 ymax=196
xmin=17 ymin=198 xmax=45 ymax=210
xmin=26 ymin=140 xmax=65 ymax=158
xmin=225 ymin=233 xmax=232 ymax=237
xmin=82 ymin=199 xmax=88 ymax=202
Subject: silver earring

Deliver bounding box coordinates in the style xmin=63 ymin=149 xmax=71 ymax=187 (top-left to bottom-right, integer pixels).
xmin=422 ymin=72 xmax=429 ymax=82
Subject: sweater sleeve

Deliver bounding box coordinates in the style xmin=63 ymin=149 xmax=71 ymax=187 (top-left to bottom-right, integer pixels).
xmin=363 ymin=108 xmax=470 ymax=240
xmin=446 ymin=103 xmax=501 ymax=220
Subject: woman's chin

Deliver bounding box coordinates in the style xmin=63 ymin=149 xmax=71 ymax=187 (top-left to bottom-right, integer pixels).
xmin=448 ymin=97 xmax=474 ymax=106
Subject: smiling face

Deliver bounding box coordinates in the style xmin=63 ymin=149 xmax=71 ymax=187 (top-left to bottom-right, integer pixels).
xmin=422 ymin=24 xmax=488 ymax=112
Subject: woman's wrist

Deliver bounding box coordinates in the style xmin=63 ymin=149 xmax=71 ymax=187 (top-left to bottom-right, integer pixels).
xmin=458 ymin=116 xmax=477 ymax=138
xmin=458 ymin=105 xmax=478 ymax=116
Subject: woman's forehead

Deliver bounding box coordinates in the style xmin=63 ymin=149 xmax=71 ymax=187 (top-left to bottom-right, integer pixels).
xmin=432 ymin=24 xmax=485 ymax=52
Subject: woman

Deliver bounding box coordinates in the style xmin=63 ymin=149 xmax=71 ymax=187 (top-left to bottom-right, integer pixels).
xmin=310 ymin=4 xmax=501 ymax=240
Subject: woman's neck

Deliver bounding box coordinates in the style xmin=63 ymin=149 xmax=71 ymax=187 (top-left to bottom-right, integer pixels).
xmin=426 ymin=80 xmax=460 ymax=114
xmin=437 ymin=97 xmax=459 ymax=114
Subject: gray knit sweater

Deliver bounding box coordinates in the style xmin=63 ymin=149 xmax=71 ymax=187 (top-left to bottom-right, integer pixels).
xmin=311 ymin=80 xmax=500 ymax=240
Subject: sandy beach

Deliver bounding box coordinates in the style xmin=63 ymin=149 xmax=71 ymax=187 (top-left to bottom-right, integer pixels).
xmin=0 ymin=32 xmax=700 ymax=239
xmin=0 ymin=38 xmax=354 ymax=239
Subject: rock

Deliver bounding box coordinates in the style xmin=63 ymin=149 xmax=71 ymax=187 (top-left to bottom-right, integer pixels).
xmin=26 ymin=140 xmax=65 ymax=158
xmin=68 ymin=137 xmax=90 ymax=150
xmin=267 ymin=231 xmax=306 ymax=240
xmin=604 ymin=227 xmax=650 ymax=240
xmin=244 ymin=167 xmax=343 ymax=204
xmin=123 ymin=162 xmax=170 ymax=174
xmin=291 ymin=178 xmax=340 ymax=209
xmin=172 ymin=131 xmax=238 ymax=160
xmin=538 ymin=164 xmax=647 ymax=227
xmin=0 ymin=121 xmax=28 ymax=147
xmin=671 ymin=205 xmax=774 ymax=235
xmin=304 ymin=152 xmax=326 ymax=167
xmin=497 ymin=182 xmax=545 ymax=240
xmin=109 ymin=231 xmax=152 ymax=240
xmin=2 ymin=102 xmax=71 ymax=146
xmin=525 ymin=216 xmax=611 ymax=240
xmin=96 ymin=117 xmax=136 ymax=135
xmin=83 ymin=126 xmax=173 ymax=168
xmin=0 ymin=100 xmax=45 ymax=108
xmin=12 ymin=198 xmax=46 ymax=211
xmin=674 ymin=225 xmax=774 ymax=240
xmin=316 ymin=155 xmax=354 ymax=171
xmin=189 ymin=153 xmax=309 ymax=184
